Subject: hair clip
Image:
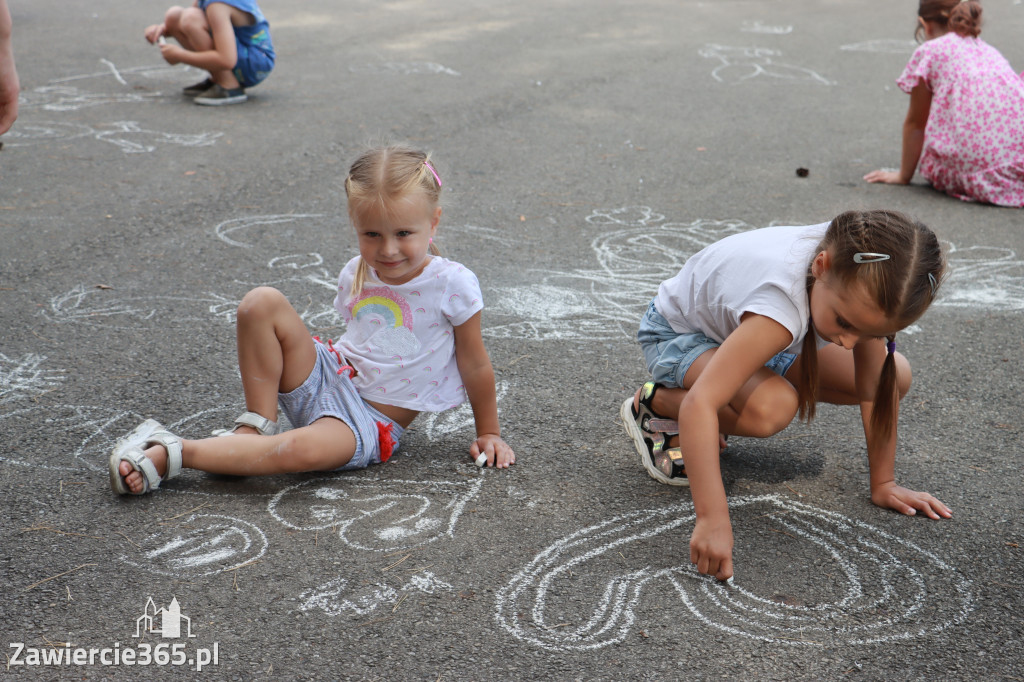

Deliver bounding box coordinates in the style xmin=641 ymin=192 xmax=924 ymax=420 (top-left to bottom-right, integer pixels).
xmin=886 ymin=340 xmax=896 ymax=354
xmin=423 ymin=160 xmax=442 ymax=188
xmin=853 ymin=252 xmax=891 ymax=263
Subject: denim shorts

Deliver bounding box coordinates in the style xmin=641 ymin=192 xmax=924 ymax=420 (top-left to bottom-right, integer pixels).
xmin=637 ymin=299 xmax=797 ymax=388
xmin=277 ymin=340 xmax=404 ymax=471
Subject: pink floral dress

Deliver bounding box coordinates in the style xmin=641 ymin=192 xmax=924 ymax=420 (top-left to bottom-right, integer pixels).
xmin=898 ymin=32 xmax=1024 ymax=207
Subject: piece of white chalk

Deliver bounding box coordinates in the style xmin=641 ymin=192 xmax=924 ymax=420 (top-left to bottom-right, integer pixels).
xmin=158 ymin=36 xmax=166 ymax=46
xmin=475 ymin=453 xmax=488 ymax=468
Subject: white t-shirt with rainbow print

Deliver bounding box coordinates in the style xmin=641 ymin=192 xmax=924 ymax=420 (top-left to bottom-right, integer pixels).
xmin=333 ymin=256 xmax=484 ymax=412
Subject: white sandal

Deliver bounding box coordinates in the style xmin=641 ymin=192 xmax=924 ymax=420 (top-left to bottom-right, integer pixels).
xmin=108 ymin=419 xmax=183 ymax=495
xmin=211 ymin=411 xmax=279 ymax=437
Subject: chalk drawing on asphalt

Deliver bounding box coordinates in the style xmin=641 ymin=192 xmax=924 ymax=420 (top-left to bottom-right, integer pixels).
xmin=348 ymin=61 xmax=461 ymax=77
xmin=935 ymin=243 xmax=1024 ymax=311
xmin=47 ymin=60 xmax=191 ymax=86
xmin=121 ymin=513 xmax=268 ymax=578
xmin=0 ymin=405 xmax=238 ymax=473
xmin=484 ymin=207 xmax=753 ymax=341
xmin=839 ymin=39 xmax=918 ymax=54
xmin=1 ymin=118 xmax=220 ymax=153
xmin=740 ymin=21 xmax=793 ymax=34
xmin=495 ymin=495 xmax=973 ymax=651
xmin=416 ymin=380 xmax=511 ymax=441
xmin=699 ymin=44 xmax=835 ymax=85
xmin=19 ymin=85 xmax=160 ymax=112
xmin=299 ymin=571 xmax=453 ymax=618
xmin=0 ymin=353 xmax=66 ymax=405
xmin=268 ymin=477 xmax=484 ymax=552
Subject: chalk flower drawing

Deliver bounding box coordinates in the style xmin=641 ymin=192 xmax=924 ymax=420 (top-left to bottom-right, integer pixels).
xmin=268 ymin=477 xmax=484 ymax=552
xmin=0 ymin=353 xmax=66 ymax=404
xmin=495 ymin=495 xmax=972 ymax=650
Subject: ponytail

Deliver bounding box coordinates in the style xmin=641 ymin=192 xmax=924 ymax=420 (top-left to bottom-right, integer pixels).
xmin=796 ymin=276 xmax=819 ymax=422
xmin=870 ymin=334 xmax=901 ymax=439
xmin=917 ymin=0 xmax=982 ymax=40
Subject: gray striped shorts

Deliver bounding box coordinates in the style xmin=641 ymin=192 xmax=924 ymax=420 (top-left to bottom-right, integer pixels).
xmin=277 ymin=339 xmax=405 ymax=471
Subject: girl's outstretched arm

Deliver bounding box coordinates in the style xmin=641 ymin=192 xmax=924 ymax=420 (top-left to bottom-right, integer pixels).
xmin=864 ymin=83 xmax=932 ymax=185
xmin=852 ymin=340 xmax=951 ymax=519
xmin=453 ymin=311 xmax=515 ymax=468
xmin=680 ymin=313 xmax=794 ymax=581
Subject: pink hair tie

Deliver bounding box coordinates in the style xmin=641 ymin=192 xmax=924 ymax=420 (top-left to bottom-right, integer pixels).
xmin=424 ymin=160 xmax=442 ymax=188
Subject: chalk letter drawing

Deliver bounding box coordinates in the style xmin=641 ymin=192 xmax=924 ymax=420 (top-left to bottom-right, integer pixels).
xmin=121 ymin=513 xmax=268 ymax=578
xmin=268 ymin=477 xmax=484 ymax=552
xmin=299 ymin=571 xmax=453 ymax=617
xmin=495 ymin=495 xmax=972 ymax=650
xmin=699 ymin=45 xmax=835 ymax=85
xmin=0 ymin=353 xmax=66 ymax=405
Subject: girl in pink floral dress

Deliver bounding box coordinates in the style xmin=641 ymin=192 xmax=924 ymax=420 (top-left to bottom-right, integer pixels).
xmin=865 ymin=0 xmax=1024 ymax=207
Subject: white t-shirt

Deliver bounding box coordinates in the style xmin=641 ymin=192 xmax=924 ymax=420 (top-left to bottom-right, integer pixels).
xmin=655 ymin=223 xmax=829 ymax=355
xmin=333 ymin=256 xmax=484 ymax=412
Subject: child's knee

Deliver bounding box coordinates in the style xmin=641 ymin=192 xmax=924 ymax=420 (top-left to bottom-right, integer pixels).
xmin=237 ymin=286 xmax=285 ymax=321
xmin=895 ymin=352 xmax=913 ymax=400
xmin=177 ymin=6 xmax=208 ymax=32
xmin=744 ymin=390 xmax=798 ymax=437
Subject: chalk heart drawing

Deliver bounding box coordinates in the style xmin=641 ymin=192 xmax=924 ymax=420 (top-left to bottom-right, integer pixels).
xmin=495 ymin=495 xmax=972 ymax=651
xmin=121 ymin=513 xmax=268 ymax=578
xmin=299 ymin=571 xmax=453 ymax=618
xmin=0 ymin=353 xmax=66 ymax=405
xmin=699 ymin=44 xmax=835 ymax=85
xmin=268 ymin=477 xmax=484 ymax=552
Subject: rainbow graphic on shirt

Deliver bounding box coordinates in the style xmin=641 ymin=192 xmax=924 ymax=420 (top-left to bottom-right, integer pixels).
xmin=348 ymin=286 xmax=414 ymax=331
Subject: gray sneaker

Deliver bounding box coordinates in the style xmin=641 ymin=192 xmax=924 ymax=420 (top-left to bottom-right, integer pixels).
xmin=182 ymin=77 xmax=214 ymax=97
xmin=194 ymin=84 xmax=248 ymax=106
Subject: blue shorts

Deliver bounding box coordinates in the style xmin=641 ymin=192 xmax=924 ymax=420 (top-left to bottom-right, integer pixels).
xmin=232 ymin=43 xmax=274 ymax=87
xmin=637 ymin=299 xmax=797 ymax=388
xmin=277 ymin=340 xmax=404 ymax=471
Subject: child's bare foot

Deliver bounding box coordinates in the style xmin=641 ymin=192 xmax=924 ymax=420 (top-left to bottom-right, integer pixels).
xmin=117 ymin=444 xmax=168 ymax=494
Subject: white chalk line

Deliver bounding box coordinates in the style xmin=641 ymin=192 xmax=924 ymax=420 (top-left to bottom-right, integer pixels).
xmin=299 ymin=571 xmax=453 ymax=618
xmin=495 ymin=494 xmax=973 ymax=650
xmin=699 ymin=44 xmax=835 ymax=85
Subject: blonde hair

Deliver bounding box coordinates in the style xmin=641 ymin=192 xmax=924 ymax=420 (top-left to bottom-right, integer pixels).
xmin=343 ymin=145 xmax=443 ymax=298
xmin=796 ymin=210 xmax=946 ymax=438
xmin=916 ymin=0 xmax=982 ymax=41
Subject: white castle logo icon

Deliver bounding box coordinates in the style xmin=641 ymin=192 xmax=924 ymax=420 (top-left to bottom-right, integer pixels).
xmin=135 ymin=597 xmax=196 ymax=639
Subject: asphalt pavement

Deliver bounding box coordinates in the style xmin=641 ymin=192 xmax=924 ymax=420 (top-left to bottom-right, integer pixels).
xmin=2 ymin=0 xmax=1022 ymax=679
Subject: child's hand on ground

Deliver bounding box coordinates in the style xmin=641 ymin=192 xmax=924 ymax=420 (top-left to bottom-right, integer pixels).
xmin=470 ymin=434 xmax=515 ymax=469
xmin=871 ymin=481 xmax=952 ymax=520
xmin=690 ymin=515 xmax=734 ymax=581
xmin=144 ymin=23 xmax=165 ymax=44
xmin=863 ymin=169 xmax=908 ymax=185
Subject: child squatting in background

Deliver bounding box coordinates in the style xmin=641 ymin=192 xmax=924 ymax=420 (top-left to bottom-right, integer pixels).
xmin=145 ymin=0 xmax=275 ymax=106
xmin=621 ymin=210 xmax=951 ymax=581
xmin=864 ymin=0 xmax=1024 ymax=207
xmin=110 ymin=145 xmax=514 ymax=496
